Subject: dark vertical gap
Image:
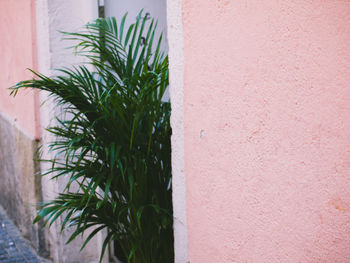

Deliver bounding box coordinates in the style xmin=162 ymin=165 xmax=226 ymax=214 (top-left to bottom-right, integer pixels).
xmin=98 ymin=0 xmax=106 ymax=65
xmin=98 ymin=0 xmax=105 ymax=18
xmin=33 ymin=139 xmax=49 ymax=258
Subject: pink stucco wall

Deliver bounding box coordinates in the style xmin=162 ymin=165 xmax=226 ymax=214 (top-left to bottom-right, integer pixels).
xmin=0 ymin=0 xmax=39 ymax=139
xmin=183 ymin=1 xmax=350 ymax=262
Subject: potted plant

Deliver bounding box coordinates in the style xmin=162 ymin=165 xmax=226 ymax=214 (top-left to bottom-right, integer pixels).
xmin=11 ymin=11 xmax=173 ymax=263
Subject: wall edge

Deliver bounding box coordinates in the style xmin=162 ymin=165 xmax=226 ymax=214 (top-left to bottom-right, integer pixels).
xmin=167 ymin=0 xmax=188 ymax=262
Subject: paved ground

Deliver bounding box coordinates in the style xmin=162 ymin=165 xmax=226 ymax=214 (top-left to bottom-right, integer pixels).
xmin=0 ymin=206 xmax=50 ymax=263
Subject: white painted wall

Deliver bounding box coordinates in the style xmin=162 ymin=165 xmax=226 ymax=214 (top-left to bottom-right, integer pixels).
xmin=35 ymin=1 xmax=107 ymax=262
xmin=104 ymin=0 xmax=169 ymax=101
xmin=166 ymin=1 xmax=188 ymax=262
xmin=104 ymin=0 xmax=168 ymax=53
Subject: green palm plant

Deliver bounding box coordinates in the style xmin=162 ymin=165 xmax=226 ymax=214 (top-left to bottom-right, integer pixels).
xmin=11 ymin=11 xmax=173 ymax=263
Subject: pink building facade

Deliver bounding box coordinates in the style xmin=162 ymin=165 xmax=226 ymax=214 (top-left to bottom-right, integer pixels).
xmin=2 ymin=0 xmax=350 ymax=262
xmin=170 ymin=1 xmax=350 ymax=262
xmin=0 ymin=0 xmax=42 ymax=253
xmin=0 ymin=0 xmax=39 ymax=138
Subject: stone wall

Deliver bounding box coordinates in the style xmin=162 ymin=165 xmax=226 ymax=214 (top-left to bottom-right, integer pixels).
xmin=0 ymin=113 xmax=46 ymax=255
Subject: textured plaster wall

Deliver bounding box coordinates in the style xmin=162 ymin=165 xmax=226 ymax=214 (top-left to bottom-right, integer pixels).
xmin=0 ymin=0 xmax=39 ymax=139
xmin=183 ymin=1 xmax=350 ymax=262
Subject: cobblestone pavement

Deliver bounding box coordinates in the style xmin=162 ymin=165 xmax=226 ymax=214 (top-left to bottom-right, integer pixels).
xmin=0 ymin=206 xmax=50 ymax=263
